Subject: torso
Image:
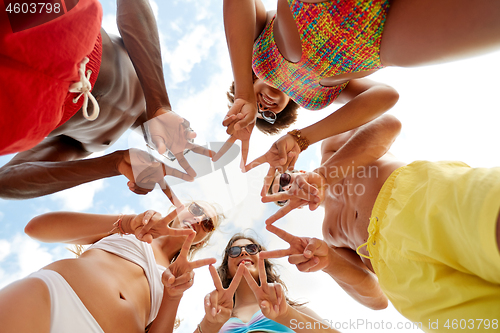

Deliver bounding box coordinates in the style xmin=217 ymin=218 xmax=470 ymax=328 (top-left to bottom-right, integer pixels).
xmin=43 ymin=249 xmax=150 ymax=333
xmin=253 ymin=0 xmax=390 ymax=109
xmin=321 ymin=155 xmax=405 ymax=271
xmin=273 ymin=0 xmax=381 ymax=85
xmin=49 ymin=29 xmax=146 ymax=153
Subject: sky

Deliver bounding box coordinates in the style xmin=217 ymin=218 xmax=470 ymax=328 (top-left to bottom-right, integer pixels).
xmin=0 ymin=0 xmax=500 ymax=332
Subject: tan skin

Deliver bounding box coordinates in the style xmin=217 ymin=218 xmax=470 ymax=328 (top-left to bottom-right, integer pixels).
xmin=0 ymin=202 xmax=217 ymax=333
xmin=223 ymin=0 xmax=500 ymax=173
xmin=261 ymin=115 xmax=500 ymax=310
xmin=197 ymin=238 xmax=339 ymax=333
xmin=0 ymin=0 xmax=213 ymax=201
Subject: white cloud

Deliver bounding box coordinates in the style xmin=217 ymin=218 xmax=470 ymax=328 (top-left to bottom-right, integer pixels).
xmin=51 ymin=179 xmax=106 ymax=212
xmin=0 ymin=240 xmax=11 ymax=262
xmin=166 ymin=25 xmax=217 ymax=84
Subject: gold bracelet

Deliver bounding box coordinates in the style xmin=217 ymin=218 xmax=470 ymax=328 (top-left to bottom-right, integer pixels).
xmin=287 ymin=129 xmax=310 ymax=151
xmin=108 ymin=214 xmax=126 ymax=236
xmin=197 ymin=323 xmax=204 ymax=333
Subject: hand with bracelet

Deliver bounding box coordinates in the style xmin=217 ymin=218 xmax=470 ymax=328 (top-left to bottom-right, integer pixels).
xmin=244 ymin=130 xmax=309 ymax=196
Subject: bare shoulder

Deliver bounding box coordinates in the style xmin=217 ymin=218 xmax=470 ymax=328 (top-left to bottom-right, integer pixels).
xmin=295 ymin=305 xmax=323 ymax=321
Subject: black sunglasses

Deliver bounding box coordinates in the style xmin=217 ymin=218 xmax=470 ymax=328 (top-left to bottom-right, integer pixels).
xmin=188 ymin=202 xmax=215 ymax=232
xmin=227 ymin=243 xmax=261 ymax=258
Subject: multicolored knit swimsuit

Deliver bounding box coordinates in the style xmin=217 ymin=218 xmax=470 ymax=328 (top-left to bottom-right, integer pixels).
xmin=252 ymin=0 xmax=390 ymax=110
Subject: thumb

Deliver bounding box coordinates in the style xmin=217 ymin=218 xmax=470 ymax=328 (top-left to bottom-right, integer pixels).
xmin=260 ymin=300 xmax=271 ymax=316
xmin=152 ymin=136 xmax=167 ymax=155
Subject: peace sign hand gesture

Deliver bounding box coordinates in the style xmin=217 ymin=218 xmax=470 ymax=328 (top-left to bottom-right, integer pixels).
xmin=241 ymin=258 xmax=288 ymax=321
xmin=163 ymin=232 xmax=217 ymax=298
xmin=203 ymin=264 xmax=245 ymax=326
xmin=244 ymin=134 xmax=300 ymax=190
xmin=261 ymin=171 xmax=326 ymax=225
xmin=260 ymin=224 xmax=331 ymax=273
xmin=124 ymin=209 xmax=192 ymax=243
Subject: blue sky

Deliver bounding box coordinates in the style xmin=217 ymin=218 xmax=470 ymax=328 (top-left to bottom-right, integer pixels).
xmin=1 ymin=0 xmax=500 ymax=332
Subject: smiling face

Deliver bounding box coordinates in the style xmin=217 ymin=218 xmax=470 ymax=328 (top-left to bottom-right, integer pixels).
xmin=169 ymin=201 xmax=217 ymax=245
xmin=254 ymin=78 xmax=291 ymax=117
xmin=227 ymin=238 xmax=260 ymax=281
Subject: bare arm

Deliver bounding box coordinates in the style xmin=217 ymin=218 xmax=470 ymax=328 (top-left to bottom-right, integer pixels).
xmin=322 ymin=246 xmax=388 ymax=310
xmin=224 ymin=0 xmax=267 ymax=102
xmin=116 ymin=0 xmax=171 ymax=118
xmin=315 ymin=114 xmax=402 ymax=184
xmin=302 ymin=79 xmax=399 ymax=149
xmin=276 ymin=306 xmax=339 ymax=333
xmin=24 ymin=211 xmax=135 ymax=244
xmin=222 ymin=0 xmax=268 ymax=132
xmin=0 ymin=136 xmax=123 ymax=199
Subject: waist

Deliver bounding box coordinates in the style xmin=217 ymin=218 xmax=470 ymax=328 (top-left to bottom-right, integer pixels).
xmin=44 ymin=249 xmax=150 ymax=329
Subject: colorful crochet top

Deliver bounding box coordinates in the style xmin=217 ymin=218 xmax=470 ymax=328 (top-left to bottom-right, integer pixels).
xmin=220 ymin=310 xmax=295 ymax=333
xmin=252 ymin=0 xmax=390 ymax=110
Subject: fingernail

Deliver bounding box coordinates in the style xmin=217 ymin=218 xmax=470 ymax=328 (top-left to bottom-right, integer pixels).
xmin=305 ymin=250 xmax=312 ymax=256
xmin=138 ymin=234 xmax=143 ymax=239
xmin=274 ymin=305 xmax=279 ymax=313
xmin=212 ymin=308 xmax=216 ymax=317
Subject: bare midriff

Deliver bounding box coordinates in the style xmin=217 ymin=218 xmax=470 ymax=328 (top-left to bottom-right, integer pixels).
xmin=44 ymin=249 xmax=151 ymax=333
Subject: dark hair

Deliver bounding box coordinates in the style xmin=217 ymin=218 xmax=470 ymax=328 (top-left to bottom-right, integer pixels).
xmin=227 ymin=82 xmax=299 ymax=135
xmin=217 ymin=232 xmax=305 ymax=308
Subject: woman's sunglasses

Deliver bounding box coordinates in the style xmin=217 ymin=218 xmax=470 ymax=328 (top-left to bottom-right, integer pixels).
xmin=258 ymin=109 xmax=277 ymax=124
xmin=227 ymin=243 xmax=261 ymax=258
xmin=188 ymin=202 xmax=215 ymax=232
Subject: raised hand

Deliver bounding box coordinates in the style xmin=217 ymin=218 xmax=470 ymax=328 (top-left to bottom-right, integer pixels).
xmin=212 ymin=123 xmax=254 ymax=169
xmin=163 ymin=232 xmax=217 ymax=298
xmin=260 ymin=224 xmax=331 ymax=273
xmin=222 ymin=98 xmax=258 ymax=134
xmin=203 ymin=264 xmax=245 ymax=326
xmin=119 ymin=148 xmax=192 ymax=206
xmin=123 ymin=209 xmax=193 ymax=244
xmin=146 ymin=109 xmax=215 ymax=178
xmin=244 ymin=134 xmax=300 ymax=193
xmin=261 ymin=171 xmax=326 ymax=224
xmin=242 ymin=258 xmax=288 ymax=320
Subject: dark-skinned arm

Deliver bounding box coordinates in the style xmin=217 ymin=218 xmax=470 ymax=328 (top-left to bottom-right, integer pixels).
xmin=0 ymin=136 xmax=124 ymax=199
xmin=116 ymin=0 xmax=171 ymax=118
xmin=301 ymin=78 xmax=399 ymax=148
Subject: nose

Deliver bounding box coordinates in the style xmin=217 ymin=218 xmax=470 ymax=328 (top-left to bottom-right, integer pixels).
xmin=258 ymin=102 xmax=269 ymax=111
xmin=239 ymin=247 xmax=250 ymax=257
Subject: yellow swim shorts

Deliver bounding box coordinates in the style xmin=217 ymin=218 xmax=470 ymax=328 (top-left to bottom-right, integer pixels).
xmin=366 ymin=161 xmax=500 ymax=332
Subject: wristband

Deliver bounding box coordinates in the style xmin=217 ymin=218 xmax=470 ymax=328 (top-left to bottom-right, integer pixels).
xmin=287 ymin=129 xmax=310 ymax=151
xmin=197 ymin=323 xmax=204 ymax=333
xmin=109 ymin=214 xmax=126 ymax=236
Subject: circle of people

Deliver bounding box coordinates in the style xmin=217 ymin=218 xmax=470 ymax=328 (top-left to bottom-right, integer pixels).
xmin=0 ymin=0 xmax=499 ymax=332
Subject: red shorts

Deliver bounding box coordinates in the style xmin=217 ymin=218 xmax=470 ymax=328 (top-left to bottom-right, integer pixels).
xmin=0 ymin=0 xmax=102 ymax=155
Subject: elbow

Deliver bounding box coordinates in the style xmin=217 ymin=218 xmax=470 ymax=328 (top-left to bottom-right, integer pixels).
xmin=380 ymin=85 xmax=399 ymax=110
xmin=369 ymin=297 xmax=389 ymax=311
xmin=24 ymin=215 xmax=45 ymax=240
xmin=381 ymin=114 xmax=402 ymax=136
